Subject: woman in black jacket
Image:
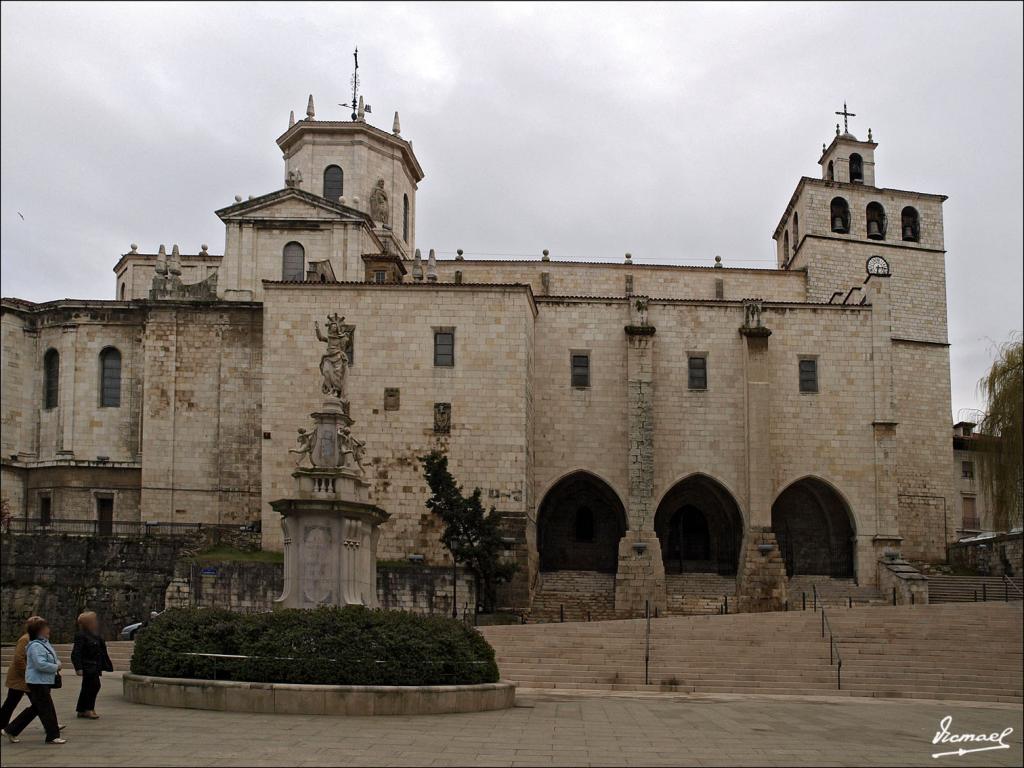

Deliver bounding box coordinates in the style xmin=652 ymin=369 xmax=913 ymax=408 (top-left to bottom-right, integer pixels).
xmin=70 ymin=611 xmax=112 ymax=719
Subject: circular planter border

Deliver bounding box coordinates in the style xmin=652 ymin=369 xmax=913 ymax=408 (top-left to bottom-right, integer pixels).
xmin=123 ymin=673 xmax=515 ymax=716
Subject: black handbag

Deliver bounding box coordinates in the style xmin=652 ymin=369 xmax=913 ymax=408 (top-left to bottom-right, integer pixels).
xmin=51 ymin=671 xmax=62 ymax=689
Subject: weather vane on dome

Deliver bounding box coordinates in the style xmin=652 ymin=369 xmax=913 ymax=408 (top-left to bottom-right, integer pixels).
xmin=835 ymin=101 xmax=856 ymax=134
xmin=341 ymin=47 xmax=372 ymax=122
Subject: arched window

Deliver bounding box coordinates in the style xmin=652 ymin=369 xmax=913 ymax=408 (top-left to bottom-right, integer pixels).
xmin=866 ymin=202 xmax=887 ymax=240
xmin=282 ymin=242 xmax=305 ymax=281
xmin=402 ymin=194 xmax=409 ymax=242
xmin=783 ymin=231 xmax=790 ymax=261
xmin=574 ymin=506 xmax=595 ymax=543
xmin=43 ymin=349 xmax=59 ymax=410
xmin=827 ymin=160 xmax=834 ymax=181
xmin=119 ymin=283 xmax=126 ymax=301
xmin=792 ymin=211 xmax=799 ymax=255
xmin=323 ymin=165 xmax=343 ymax=201
xmin=901 ymin=206 xmax=920 ymax=242
xmin=830 ymin=197 xmax=850 ymax=234
xmin=849 ymin=153 xmax=864 ymax=183
xmin=99 ymin=347 xmax=122 ymax=407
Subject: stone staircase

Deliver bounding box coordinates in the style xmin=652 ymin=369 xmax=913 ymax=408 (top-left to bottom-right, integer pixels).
xmin=528 ymin=570 xmax=616 ymax=623
xmin=664 ymin=573 xmax=735 ymax=615
xmin=788 ymin=575 xmax=888 ymax=609
xmin=480 ymin=601 xmax=1023 ymax=703
xmin=0 ymin=640 xmax=135 ymax=673
xmin=927 ymin=574 xmax=1024 ymax=603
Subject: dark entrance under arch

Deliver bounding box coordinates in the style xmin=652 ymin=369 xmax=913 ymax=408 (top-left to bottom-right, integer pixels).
xmin=655 ymin=476 xmax=743 ymax=574
xmin=537 ymin=472 xmax=627 ymax=572
xmin=772 ymin=478 xmax=855 ymax=578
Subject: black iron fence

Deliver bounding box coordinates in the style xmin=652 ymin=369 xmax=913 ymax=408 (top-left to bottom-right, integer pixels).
xmin=1 ymin=516 xmax=256 ymax=538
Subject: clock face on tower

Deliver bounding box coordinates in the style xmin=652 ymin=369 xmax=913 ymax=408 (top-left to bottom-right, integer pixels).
xmin=866 ymin=256 xmax=890 ymax=276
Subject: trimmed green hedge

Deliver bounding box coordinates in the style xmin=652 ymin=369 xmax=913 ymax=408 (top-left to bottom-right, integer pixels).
xmin=130 ymin=607 xmax=499 ymax=686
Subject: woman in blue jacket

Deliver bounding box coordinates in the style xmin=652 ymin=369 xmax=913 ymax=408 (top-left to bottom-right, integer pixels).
xmin=21 ymin=617 xmax=64 ymax=744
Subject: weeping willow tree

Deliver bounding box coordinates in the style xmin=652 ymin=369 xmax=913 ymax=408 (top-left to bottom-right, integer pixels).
xmin=976 ymin=333 xmax=1023 ymax=532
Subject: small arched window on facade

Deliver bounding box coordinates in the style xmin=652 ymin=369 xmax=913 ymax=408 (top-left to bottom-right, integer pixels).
xmin=323 ymin=165 xmax=343 ymax=201
xmin=792 ymin=211 xmax=799 ymax=255
xmin=403 ymin=194 xmax=409 ymax=242
xmin=43 ymin=349 xmax=59 ymax=410
xmin=830 ymin=197 xmax=850 ymax=234
xmin=827 ymin=160 xmax=834 ymax=181
xmin=783 ymin=231 xmax=790 ymax=261
xmin=574 ymin=506 xmax=594 ymax=543
xmin=866 ymin=202 xmax=887 ymax=240
xmin=901 ymin=206 xmax=920 ymax=242
xmin=120 ymin=284 xmax=126 ymax=301
xmin=282 ymin=242 xmax=305 ymax=281
xmin=99 ymin=347 xmax=122 ymax=408
xmin=849 ymin=153 xmax=864 ymax=183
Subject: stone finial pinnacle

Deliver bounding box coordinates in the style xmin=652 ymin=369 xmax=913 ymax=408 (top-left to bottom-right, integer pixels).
xmin=542 ymin=249 xmax=550 ymax=261
xmin=306 ymin=94 xmax=315 ymax=119
xmin=129 ymin=243 xmax=138 ymax=253
xmin=171 ymin=244 xmax=180 ymax=258
xmin=289 ymin=110 xmax=295 ymax=128
xmin=357 ymin=95 xmax=365 ymax=121
xmin=456 ymin=249 xmax=464 ymax=261
xmin=868 ymin=127 xmax=873 ymax=141
xmin=426 ymin=248 xmax=438 ymax=282
xmin=155 ymin=244 xmax=168 ymax=276
xmin=836 ymin=123 xmax=840 ymax=136
xmin=392 ymin=111 xmax=401 ymax=135
xmin=624 ymin=252 xmax=632 ymax=264
xmin=412 ymin=248 xmax=424 ymax=281
xmin=714 ymin=255 xmax=723 ymax=268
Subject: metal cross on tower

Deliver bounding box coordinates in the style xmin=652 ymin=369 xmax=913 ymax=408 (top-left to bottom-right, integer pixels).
xmin=343 ymin=47 xmax=371 ymax=121
xmin=835 ymin=101 xmax=856 ymax=134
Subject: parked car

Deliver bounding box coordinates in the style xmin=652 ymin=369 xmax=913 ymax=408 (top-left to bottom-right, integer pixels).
xmin=120 ymin=610 xmax=161 ymax=640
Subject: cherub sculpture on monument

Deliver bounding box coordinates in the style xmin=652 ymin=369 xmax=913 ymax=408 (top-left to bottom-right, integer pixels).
xmin=369 ymin=178 xmax=390 ymax=227
xmin=289 ymin=427 xmax=317 ymax=467
xmin=315 ymin=313 xmax=351 ymax=401
xmin=338 ymin=424 xmax=367 ymax=475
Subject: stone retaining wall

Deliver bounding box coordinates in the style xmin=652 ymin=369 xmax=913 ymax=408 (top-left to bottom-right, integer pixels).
xmin=123 ymin=674 xmax=515 ymax=715
xmin=948 ymin=532 xmax=1023 ymax=577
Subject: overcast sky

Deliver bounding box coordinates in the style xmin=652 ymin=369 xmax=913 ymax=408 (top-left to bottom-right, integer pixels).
xmin=2 ymin=2 xmax=1021 ymax=417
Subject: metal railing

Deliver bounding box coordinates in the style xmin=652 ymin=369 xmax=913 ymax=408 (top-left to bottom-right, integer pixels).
xmin=2 ymin=517 xmax=256 ymax=538
xmin=820 ymin=609 xmax=843 ymax=690
xmin=1004 ymin=575 xmax=1024 ymax=600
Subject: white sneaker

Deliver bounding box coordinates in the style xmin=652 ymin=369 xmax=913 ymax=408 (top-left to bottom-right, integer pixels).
xmin=2 ymin=729 xmax=21 ymax=744
xmin=47 ymin=737 xmax=67 ymax=744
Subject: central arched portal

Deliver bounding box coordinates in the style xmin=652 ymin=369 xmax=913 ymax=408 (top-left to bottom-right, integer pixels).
xmin=537 ymin=472 xmax=627 ymax=573
xmin=655 ymin=475 xmax=743 ymax=574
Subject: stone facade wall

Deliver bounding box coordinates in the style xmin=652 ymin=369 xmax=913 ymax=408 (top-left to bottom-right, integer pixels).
xmin=140 ymin=304 xmax=263 ymax=525
xmin=116 ymin=253 xmax=223 ymax=302
xmin=953 ymin=445 xmax=994 ymax=532
xmin=893 ymin=341 xmax=956 ymax=560
xmin=1 ymin=533 xmax=191 ymax=643
xmin=163 ymin=560 xmax=477 ymax=618
xmin=434 ymin=261 xmax=808 ymax=302
xmin=260 ymin=283 xmax=535 ymax=578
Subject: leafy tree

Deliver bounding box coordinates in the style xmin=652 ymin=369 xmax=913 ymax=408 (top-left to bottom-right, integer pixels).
xmin=976 ymin=333 xmax=1023 ymax=532
xmin=420 ymin=450 xmax=516 ymax=613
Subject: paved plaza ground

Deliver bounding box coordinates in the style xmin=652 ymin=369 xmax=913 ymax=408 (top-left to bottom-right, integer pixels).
xmin=0 ymin=674 xmax=1020 ymax=767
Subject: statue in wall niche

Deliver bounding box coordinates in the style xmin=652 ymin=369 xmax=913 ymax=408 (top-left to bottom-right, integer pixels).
xmin=369 ymin=178 xmax=390 ymax=226
xmin=338 ymin=424 xmax=367 ymax=474
xmin=743 ymin=299 xmax=764 ymax=329
xmin=289 ymin=427 xmax=317 ymax=466
xmin=634 ymin=296 xmax=649 ymax=326
xmin=315 ymin=313 xmax=351 ymax=401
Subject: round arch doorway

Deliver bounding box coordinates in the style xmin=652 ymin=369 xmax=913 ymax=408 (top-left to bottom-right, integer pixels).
xmin=654 ymin=475 xmax=743 ymax=575
xmin=537 ymin=472 xmax=627 ymax=573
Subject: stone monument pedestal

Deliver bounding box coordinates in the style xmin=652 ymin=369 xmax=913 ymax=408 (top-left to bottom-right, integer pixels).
xmin=272 ymin=396 xmax=389 ymax=610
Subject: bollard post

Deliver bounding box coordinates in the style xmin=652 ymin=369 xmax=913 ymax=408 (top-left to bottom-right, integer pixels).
xmin=821 ymin=609 xmax=825 ymax=638
xmin=644 ymin=600 xmax=651 ymax=686
xmin=982 ymin=583 xmax=987 ymax=602
xmin=560 ymin=604 xmax=564 ymax=622
xmin=587 ymin=611 xmax=591 ymax=622
xmin=892 ymin=586 xmax=897 ymax=606
xmin=813 ymin=585 xmax=817 ymax=612
xmin=802 ymin=592 xmax=806 ymax=611
xmin=910 ymin=592 xmax=915 ymax=605
xmin=724 ymin=595 xmax=729 ymax=614
xmin=848 ymin=596 xmax=852 ymax=609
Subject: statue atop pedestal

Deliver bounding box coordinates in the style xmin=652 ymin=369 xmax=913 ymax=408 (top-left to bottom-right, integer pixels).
xmin=272 ymin=314 xmax=388 ymax=610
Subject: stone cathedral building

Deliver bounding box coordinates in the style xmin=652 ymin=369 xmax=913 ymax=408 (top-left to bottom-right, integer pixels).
xmin=0 ymin=97 xmax=955 ymax=616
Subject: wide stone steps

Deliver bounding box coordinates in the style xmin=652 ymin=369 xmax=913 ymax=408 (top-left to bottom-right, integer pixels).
xmin=927 ymin=574 xmax=1024 ymax=603
xmin=528 ymin=570 xmax=616 ymax=623
xmin=0 ymin=640 xmax=135 ymax=671
xmin=481 ymin=602 xmax=1023 ymax=703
